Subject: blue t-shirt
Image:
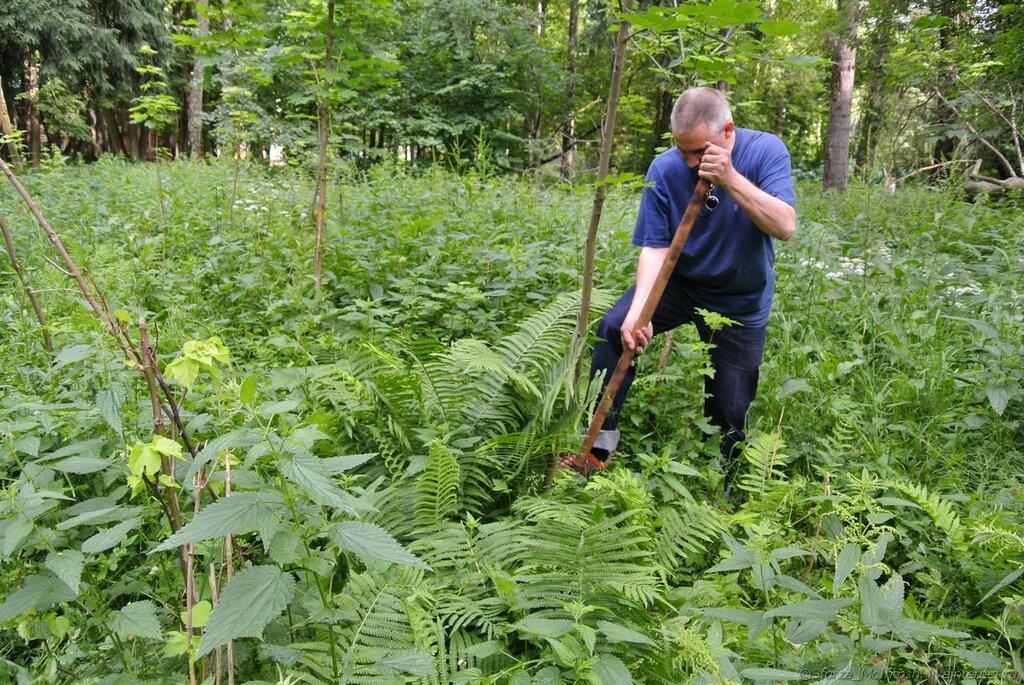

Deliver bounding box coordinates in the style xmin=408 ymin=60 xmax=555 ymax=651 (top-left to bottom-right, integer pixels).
xmin=631 ymin=127 xmax=796 ymax=327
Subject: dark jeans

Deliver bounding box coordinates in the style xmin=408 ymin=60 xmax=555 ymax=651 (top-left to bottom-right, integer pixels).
xmin=589 ymin=279 xmax=767 ymax=468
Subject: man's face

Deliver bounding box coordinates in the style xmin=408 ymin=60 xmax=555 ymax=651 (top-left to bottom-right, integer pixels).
xmin=673 ymin=121 xmax=734 ymax=170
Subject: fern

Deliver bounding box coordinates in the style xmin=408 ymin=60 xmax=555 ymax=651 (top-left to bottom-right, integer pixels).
xmin=737 ymin=430 xmax=791 ymax=495
xmin=415 ymin=441 xmax=461 ymax=526
xmin=655 ymin=502 xmax=729 ymax=571
xmin=887 ymin=479 xmax=965 ymax=547
xmin=334 ymin=569 xmax=434 ymax=684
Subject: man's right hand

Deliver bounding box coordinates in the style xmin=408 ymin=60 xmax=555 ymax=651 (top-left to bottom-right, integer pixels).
xmin=621 ymin=315 xmax=654 ymax=355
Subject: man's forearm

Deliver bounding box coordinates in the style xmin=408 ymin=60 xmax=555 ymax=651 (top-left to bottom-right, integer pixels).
xmin=627 ymin=246 xmax=669 ymax=318
xmin=724 ymin=171 xmax=797 ymax=241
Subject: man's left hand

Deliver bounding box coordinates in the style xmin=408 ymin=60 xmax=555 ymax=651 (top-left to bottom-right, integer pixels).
xmin=698 ymin=142 xmax=737 ymax=187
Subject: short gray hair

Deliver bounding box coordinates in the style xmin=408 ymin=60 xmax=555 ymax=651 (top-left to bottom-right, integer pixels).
xmin=670 ymin=87 xmax=732 ymax=135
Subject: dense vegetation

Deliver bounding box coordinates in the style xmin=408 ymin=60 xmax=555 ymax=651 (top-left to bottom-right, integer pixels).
xmin=1 ymin=158 xmax=1021 ymax=682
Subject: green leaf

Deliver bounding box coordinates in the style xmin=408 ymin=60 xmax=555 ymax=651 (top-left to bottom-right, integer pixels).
xmin=36 ymin=454 xmax=112 ymax=475
xmin=591 ymin=654 xmax=633 ymax=685
xmin=150 ymin=492 xmax=284 ymax=553
xmin=82 ymin=518 xmax=141 ymax=553
xmin=95 ymin=384 xmax=124 ymax=435
xmin=512 ymin=616 xmax=573 ymax=637
xmin=986 ymin=383 xmax=1012 ymax=415
xmin=182 ymin=599 xmax=212 ymax=628
xmin=759 ymin=19 xmax=800 ymax=36
xmin=112 ymin=600 xmax=162 ymax=639
xmin=240 ymin=374 xmax=258 ymax=404
xmin=379 ymin=650 xmax=435 ymax=676
xmin=280 ymin=454 xmax=363 ymax=515
xmin=58 ymin=504 xmax=141 ymax=530
xmin=764 ymin=598 xmax=854 ymax=621
xmin=784 ymin=618 xmax=828 ymax=644
xmin=150 ymin=435 xmax=183 ymax=458
xmin=328 ymin=521 xmax=429 ymax=570
xmin=195 ymin=565 xmax=295 ymax=658
xmin=596 ymin=620 xmax=655 ymax=646
xmin=0 ymin=574 xmax=76 ymax=622
xmin=949 ymin=648 xmax=1003 ymax=669
xmin=3 ymin=517 xmax=32 ymax=559
xmin=979 ymin=568 xmax=1023 ymax=604
xmin=833 ymin=543 xmax=860 ymax=596
xmin=776 ymin=378 xmax=811 ymax=399
xmin=44 ymin=550 xmax=84 ymax=594
xmin=52 ymin=344 xmax=94 ymax=370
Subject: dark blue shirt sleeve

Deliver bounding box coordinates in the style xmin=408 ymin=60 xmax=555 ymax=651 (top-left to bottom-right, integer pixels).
xmin=757 ymin=136 xmax=797 ymax=208
xmin=631 ymin=164 xmax=673 ymax=247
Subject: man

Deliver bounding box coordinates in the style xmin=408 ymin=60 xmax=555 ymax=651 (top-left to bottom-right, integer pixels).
xmin=570 ymin=87 xmax=797 ymax=497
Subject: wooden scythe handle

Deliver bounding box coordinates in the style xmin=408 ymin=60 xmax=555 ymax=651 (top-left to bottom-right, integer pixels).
xmin=579 ymin=177 xmax=711 ymax=458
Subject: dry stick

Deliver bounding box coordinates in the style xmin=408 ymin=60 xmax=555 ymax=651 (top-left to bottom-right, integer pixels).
xmin=186 ymin=469 xmax=204 ymax=685
xmin=649 ymin=329 xmax=675 ymax=406
xmin=0 ymin=214 xmax=52 ymax=353
xmin=951 ymin=74 xmax=1024 ymax=176
xmin=571 ymin=0 xmax=634 ymax=380
xmin=547 ymin=178 xmax=711 ymax=486
xmin=0 ymin=157 xmax=212 ymax=685
xmin=893 ymin=159 xmax=979 ymax=186
xmin=224 ymin=451 xmax=235 ymax=685
xmin=933 ymin=89 xmax=1018 ymax=179
xmin=209 ymin=562 xmax=222 ymax=685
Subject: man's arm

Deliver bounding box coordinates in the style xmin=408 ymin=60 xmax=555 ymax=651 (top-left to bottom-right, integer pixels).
xmin=621 ymin=246 xmax=667 ymax=355
xmin=699 ymin=142 xmax=797 ymax=241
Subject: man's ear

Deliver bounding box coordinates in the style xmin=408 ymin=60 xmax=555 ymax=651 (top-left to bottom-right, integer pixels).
xmin=724 ymin=121 xmax=735 ymax=136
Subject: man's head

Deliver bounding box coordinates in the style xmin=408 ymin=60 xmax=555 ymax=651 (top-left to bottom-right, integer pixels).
xmin=670 ymin=87 xmax=735 ymax=168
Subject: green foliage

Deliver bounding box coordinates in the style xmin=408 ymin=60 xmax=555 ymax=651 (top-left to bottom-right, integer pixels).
xmin=0 ymin=162 xmax=1021 ymax=682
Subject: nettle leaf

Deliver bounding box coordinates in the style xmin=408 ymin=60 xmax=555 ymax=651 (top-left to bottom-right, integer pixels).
xmin=150 ymin=492 xmax=284 ymax=553
xmin=95 ymin=384 xmax=125 ymax=435
xmin=764 ymin=598 xmax=854 ymax=622
xmin=82 ymin=518 xmax=141 ymax=553
xmin=328 ymin=521 xmax=430 ymax=570
xmin=195 ymin=565 xmax=295 ymax=658
xmin=0 ymin=574 xmax=76 ymax=622
xmin=833 ymin=543 xmax=860 ymax=596
xmin=45 ymin=550 xmax=84 ymax=594
xmin=112 ymin=600 xmax=162 ymax=639
xmin=280 ymin=453 xmax=364 ymax=515
xmin=591 ymin=654 xmax=633 ymax=685
xmin=597 ymin=620 xmax=655 ymax=646
xmin=513 ymin=616 xmax=573 ymax=638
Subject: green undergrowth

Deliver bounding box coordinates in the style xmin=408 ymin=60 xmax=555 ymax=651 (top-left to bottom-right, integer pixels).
xmin=0 ymin=157 xmax=1021 ymax=683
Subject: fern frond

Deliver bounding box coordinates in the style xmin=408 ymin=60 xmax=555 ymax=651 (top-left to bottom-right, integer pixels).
xmin=887 ymin=479 xmax=965 ymax=546
xmin=738 ymin=430 xmax=791 ymax=495
xmin=415 ymin=441 xmax=461 ymax=526
xmin=655 ymin=502 xmax=729 ymax=571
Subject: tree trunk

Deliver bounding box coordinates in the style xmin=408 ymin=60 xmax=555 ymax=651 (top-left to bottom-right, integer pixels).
xmin=560 ymin=0 xmax=579 ymax=180
xmin=643 ymin=83 xmax=672 ymax=162
xmin=573 ymin=0 xmax=634 ymax=375
xmin=313 ymin=0 xmax=335 ymax=292
xmin=103 ymin=109 xmax=126 ymax=156
xmin=23 ymin=55 xmax=42 ymax=166
xmin=822 ymin=0 xmax=858 ymax=192
xmin=187 ymin=0 xmax=210 ymax=157
xmin=0 ymin=76 xmax=23 ymax=166
xmin=931 ymin=0 xmax=960 ymax=166
xmin=854 ymin=11 xmax=892 ymax=176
